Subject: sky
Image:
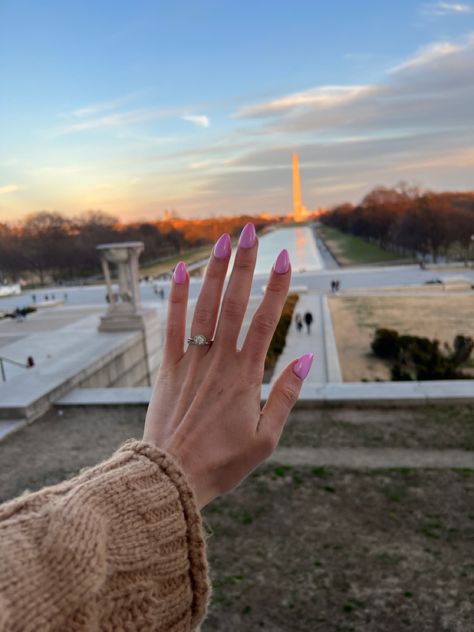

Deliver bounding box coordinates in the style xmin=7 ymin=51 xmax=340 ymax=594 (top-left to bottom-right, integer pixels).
xmin=1 ymin=0 xmax=474 ymax=222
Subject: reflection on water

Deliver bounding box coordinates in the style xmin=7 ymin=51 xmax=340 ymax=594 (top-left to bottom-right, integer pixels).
xmin=228 ymin=226 xmax=322 ymax=276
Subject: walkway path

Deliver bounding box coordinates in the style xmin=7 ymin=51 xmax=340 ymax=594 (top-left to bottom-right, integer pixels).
xmin=271 ymin=291 xmax=342 ymax=383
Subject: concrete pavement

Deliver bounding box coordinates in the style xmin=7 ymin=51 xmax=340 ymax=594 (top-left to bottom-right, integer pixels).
xmin=271 ymin=292 xmax=342 ymax=383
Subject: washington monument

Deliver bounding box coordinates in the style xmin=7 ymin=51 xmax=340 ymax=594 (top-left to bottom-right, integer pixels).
xmin=292 ymin=153 xmax=308 ymax=222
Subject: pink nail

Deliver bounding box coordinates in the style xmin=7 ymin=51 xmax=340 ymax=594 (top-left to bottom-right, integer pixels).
xmin=293 ymin=353 xmax=314 ymax=380
xmin=238 ymin=223 xmax=256 ymax=249
xmin=274 ymin=249 xmax=290 ymax=274
xmin=173 ymin=261 xmax=188 ymax=284
xmin=213 ymin=233 xmax=231 ymax=259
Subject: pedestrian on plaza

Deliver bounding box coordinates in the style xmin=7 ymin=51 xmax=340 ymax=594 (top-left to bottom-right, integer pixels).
xmin=295 ymin=313 xmax=303 ymax=333
xmin=0 ymin=226 xmax=313 ymax=631
xmin=32 ymin=294 xmax=36 ymax=303
xmin=304 ymin=311 xmax=313 ymax=334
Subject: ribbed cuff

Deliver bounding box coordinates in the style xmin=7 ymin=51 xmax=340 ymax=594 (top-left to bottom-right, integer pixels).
xmin=117 ymin=440 xmax=210 ymax=628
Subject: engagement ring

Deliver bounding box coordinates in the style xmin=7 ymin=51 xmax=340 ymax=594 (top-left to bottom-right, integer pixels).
xmin=187 ymin=334 xmax=212 ymax=346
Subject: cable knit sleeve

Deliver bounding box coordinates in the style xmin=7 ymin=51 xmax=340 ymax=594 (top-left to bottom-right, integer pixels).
xmin=0 ymin=440 xmax=210 ymax=632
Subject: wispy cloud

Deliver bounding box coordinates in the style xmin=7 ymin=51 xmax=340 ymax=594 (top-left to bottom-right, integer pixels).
xmin=390 ymin=40 xmax=463 ymax=72
xmin=235 ymin=85 xmax=377 ymax=118
xmin=421 ymin=2 xmax=473 ymax=16
xmin=71 ymin=93 xmax=140 ymax=118
xmin=57 ymin=108 xmax=177 ymax=135
xmin=181 ymin=114 xmax=210 ymax=128
xmin=0 ymin=184 xmax=21 ymax=195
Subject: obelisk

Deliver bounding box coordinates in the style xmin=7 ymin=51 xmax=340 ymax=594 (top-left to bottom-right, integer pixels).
xmin=292 ymin=153 xmax=303 ymax=220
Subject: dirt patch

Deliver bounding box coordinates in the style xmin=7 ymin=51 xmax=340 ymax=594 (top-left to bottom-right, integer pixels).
xmin=203 ymin=466 xmax=474 ymax=631
xmin=329 ymin=295 xmax=474 ymax=381
xmin=0 ymin=406 xmax=145 ymax=502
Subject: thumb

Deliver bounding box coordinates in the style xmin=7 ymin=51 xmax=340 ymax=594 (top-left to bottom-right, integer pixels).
xmin=258 ymin=353 xmax=314 ymax=444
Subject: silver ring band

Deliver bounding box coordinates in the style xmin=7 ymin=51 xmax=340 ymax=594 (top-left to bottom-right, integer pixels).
xmin=187 ymin=334 xmax=212 ymax=346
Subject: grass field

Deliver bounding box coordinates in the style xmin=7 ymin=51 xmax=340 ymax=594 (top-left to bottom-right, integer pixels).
xmin=329 ymin=294 xmax=474 ymax=381
xmin=318 ymin=224 xmax=409 ymax=266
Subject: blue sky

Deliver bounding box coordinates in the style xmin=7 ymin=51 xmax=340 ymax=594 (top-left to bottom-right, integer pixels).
xmin=1 ymin=0 xmax=474 ymax=221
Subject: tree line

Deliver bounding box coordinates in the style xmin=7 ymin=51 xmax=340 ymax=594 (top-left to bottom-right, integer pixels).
xmin=321 ymin=185 xmax=474 ymax=263
xmin=0 ymin=211 xmax=275 ymax=285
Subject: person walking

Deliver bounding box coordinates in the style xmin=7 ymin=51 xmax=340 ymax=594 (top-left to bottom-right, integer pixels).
xmin=295 ymin=312 xmax=303 ymax=333
xmin=304 ymin=311 xmax=313 ymax=334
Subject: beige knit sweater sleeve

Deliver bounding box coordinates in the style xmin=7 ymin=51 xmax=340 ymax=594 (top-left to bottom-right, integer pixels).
xmin=0 ymin=440 xmax=210 ymax=632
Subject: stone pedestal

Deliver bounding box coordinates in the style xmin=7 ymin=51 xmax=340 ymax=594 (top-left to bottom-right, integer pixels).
xmin=96 ymin=242 xmax=163 ymax=385
xmin=97 ymin=241 xmax=152 ymax=332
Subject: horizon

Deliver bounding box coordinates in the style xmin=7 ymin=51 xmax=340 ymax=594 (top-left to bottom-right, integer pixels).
xmin=1 ymin=1 xmax=474 ymax=222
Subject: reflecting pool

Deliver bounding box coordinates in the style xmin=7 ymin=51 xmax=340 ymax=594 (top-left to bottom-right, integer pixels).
xmin=228 ymin=226 xmax=322 ymax=276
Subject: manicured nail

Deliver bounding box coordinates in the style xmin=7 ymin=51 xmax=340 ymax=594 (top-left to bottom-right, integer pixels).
xmin=173 ymin=261 xmax=188 ymax=284
xmin=213 ymin=233 xmax=231 ymax=259
xmin=238 ymin=223 xmax=256 ymax=249
xmin=274 ymin=249 xmax=290 ymax=274
xmin=293 ymin=353 xmax=314 ymax=380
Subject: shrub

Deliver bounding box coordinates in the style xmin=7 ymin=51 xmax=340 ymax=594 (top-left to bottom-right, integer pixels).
xmin=371 ymin=327 xmax=473 ymax=381
xmin=264 ymin=293 xmax=299 ymax=379
xmin=371 ymin=328 xmax=399 ymax=359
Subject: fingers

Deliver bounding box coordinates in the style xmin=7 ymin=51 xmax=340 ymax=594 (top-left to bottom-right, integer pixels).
xmin=214 ymin=223 xmax=258 ymax=347
xmin=241 ymin=249 xmax=291 ymax=365
xmin=189 ymin=233 xmax=231 ymax=345
xmin=163 ymin=261 xmax=189 ymax=364
xmin=257 ymin=353 xmax=314 ymax=446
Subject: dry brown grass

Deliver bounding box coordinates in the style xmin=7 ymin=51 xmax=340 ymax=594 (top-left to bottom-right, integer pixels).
xmin=329 ymin=294 xmax=474 ymax=381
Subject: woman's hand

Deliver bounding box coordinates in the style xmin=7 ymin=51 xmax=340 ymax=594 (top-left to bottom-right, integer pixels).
xmin=143 ymin=223 xmax=313 ymax=508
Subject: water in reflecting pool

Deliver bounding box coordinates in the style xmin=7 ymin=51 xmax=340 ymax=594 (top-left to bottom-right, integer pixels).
xmin=228 ymin=226 xmax=322 ymax=276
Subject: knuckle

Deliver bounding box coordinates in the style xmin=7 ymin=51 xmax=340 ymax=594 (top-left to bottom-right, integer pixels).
xmin=233 ymin=258 xmax=253 ymax=273
xmin=193 ymin=305 xmax=213 ymax=327
xmin=169 ymin=292 xmax=184 ymax=306
xmin=277 ymin=383 xmax=299 ymax=409
xmin=222 ymin=297 xmax=244 ymax=322
xmin=166 ymin=321 xmax=181 ymax=338
xmin=253 ymin=312 xmax=278 ymax=336
xmin=266 ymin=277 xmax=288 ymax=295
xmin=205 ymin=264 xmax=221 ymax=282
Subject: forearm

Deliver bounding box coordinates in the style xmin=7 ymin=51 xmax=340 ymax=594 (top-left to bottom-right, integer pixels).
xmin=0 ymin=440 xmax=209 ymax=631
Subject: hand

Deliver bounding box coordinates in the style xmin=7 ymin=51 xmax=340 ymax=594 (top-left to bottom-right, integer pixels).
xmin=143 ymin=223 xmax=313 ymax=508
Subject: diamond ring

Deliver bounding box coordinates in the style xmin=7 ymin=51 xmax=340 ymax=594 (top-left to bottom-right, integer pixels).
xmin=187 ymin=334 xmax=212 ymax=346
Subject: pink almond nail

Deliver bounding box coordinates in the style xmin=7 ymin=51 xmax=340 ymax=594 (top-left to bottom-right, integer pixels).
xmin=213 ymin=233 xmax=231 ymax=259
xmin=173 ymin=261 xmax=188 ymax=284
xmin=293 ymin=353 xmax=314 ymax=380
xmin=274 ymin=249 xmax=290 ymax=274
xmin=238 ymin=223 xmax=256 ymax=249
